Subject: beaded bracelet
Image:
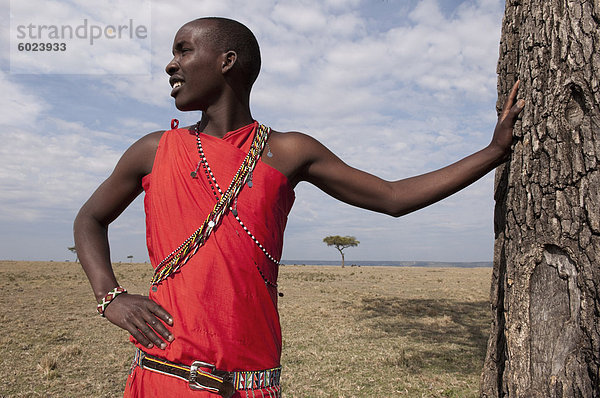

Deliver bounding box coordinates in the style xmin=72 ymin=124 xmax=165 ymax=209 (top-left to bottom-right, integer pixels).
xmin=97 ymin=286 xmax=127 ymax=317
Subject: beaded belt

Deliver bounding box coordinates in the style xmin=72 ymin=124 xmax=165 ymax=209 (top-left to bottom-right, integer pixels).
xmin=133 ymin=349 xmax=281 ymax=397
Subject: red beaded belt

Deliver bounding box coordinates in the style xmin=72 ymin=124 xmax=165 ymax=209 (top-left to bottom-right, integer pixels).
xmin=133 ymin=349 xmax=281 ymax=397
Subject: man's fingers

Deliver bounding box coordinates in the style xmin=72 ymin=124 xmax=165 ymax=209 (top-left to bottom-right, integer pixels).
xmin=128 ymin=327 xmax=153 ymax=349
xmin=499 ymin=83 xmax=524 ymax=126
xmin=147 ymin=300 xmax=174 ymax=326
xmin=136 ymin=318 xmax=167 ymax=349
xmin=503 ymin=99 xmax=525 ymax=126
xmin=104 ymin=294 xmax=173 ymax=349
xmin=501 ymin=80 xmax=521 ymax=119
xmin=514 ymin=99 xmax=525 ymax=113
xmin=143 ymin=311 xmax=174 ymax=345
xmin=126 ymin=312 xmax=167 ymax=349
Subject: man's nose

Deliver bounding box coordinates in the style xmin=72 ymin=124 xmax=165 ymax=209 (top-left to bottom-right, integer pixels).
xmin=165 ymin=58 xmax=179 ymax=75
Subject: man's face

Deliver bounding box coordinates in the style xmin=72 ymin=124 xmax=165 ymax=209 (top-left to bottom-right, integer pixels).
xmin=165 ymin=22 xmax=223 ymax=112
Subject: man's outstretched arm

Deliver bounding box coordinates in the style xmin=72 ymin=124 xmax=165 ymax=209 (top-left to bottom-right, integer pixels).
xmin=74 ymin=131 xmax=174 ymax=350
xmin=296 ymin=81 xmax=524 ymax=216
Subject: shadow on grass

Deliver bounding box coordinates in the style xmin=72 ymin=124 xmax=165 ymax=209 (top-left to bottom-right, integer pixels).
xmin=358 ymin=297 xmax=490 ymax=374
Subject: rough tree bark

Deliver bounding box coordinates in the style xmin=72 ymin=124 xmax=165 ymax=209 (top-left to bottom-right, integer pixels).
xmin=481 ymin=0 xmax=600 ymax=397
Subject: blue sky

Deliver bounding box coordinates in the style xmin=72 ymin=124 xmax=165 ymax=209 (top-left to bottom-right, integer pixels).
xmin=1 ymin=0 xmax=507 ymax=263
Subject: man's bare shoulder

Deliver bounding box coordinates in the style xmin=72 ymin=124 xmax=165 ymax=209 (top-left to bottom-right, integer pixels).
xmin=269 ymin=129 xmax=323 ymax=151
xmin=264 ymin=129 xmax=330 ymax=187
xmin=271 ymin=129 xmax=336 ymax=159
xmin=130 ymin=129 xmax=167 ymax=156
xmin=139 ymin=130 xmax=166 ymax=147
xmin=115 ymin=130 xmax=166 ymax=178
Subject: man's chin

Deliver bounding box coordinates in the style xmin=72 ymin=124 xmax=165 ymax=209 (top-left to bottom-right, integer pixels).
xmin=174 ymin=99 xmax=201 ymax=112
xmin=174 ymin=101 xmax=192 ymax=112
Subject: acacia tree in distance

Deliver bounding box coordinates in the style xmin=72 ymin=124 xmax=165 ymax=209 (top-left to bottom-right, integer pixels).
xmin=323 ymin=236 xmax=359 ymax=267
xmin=481 ymin=1 xmax=599 ymax=396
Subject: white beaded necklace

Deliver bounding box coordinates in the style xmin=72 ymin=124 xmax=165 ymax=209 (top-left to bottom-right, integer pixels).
xmin=193 ymin=122 xmax=280 ymax=288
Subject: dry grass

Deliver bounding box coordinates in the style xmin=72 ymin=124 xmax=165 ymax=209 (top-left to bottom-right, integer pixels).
xmin=0 ymin=261 xmax=491 ymax=397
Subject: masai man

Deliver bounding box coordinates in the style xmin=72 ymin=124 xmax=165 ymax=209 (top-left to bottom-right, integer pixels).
xmin=74 ymin=17 xmax=523 ymax=397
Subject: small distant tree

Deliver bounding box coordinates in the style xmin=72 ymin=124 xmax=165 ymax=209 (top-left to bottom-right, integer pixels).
xmin=323 ymin=236 xmax=359 ymax=268
xmin=127 ymin=255 xmax=133 ymax=263
xmin=67 ymin=246 xmax=78 ymax=263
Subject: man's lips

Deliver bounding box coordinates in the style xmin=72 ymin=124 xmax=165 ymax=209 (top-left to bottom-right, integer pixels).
xmin=169 ymin=75 xmax=184 ymax=87
xmin=169 ymin=75 xmax=185 ymax=96
xmin=170 ymin=79 xmax=184 ymax=97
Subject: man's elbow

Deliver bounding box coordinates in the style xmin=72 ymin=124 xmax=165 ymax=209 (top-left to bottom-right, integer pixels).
xmin=73 ymin=205 xmax=107 ymax=236
xmin=378 ymin=201 xmax=410 ymax=218
xmin=386 ymin=208 xmax=410 ymax=218
xmin=381 ymin=198 xmax=421 ymax=218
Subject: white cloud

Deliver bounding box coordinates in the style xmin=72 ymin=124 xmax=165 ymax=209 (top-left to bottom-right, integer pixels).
xmin=251 ymin=0 xmax=503 ymax=130
xmin=272 ymin=4 xmax=329 ymax=33
xmin=0 ymin=123 xmax=121 ymax=222
xmin=117 ymin=117 xmax=162 ymax=132
xmin=105 ymin=75 xmax=171 ymax=107
xmin=0 ymin=72 xmax=47 ymax=125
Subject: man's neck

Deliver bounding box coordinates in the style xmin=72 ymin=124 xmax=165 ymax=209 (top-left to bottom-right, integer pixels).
xmin=197 ymin=96 xmax=254 ymax=138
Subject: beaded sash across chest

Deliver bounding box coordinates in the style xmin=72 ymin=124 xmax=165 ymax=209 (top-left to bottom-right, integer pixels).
xmin=151 ymin=122 xmax=271 ymax=286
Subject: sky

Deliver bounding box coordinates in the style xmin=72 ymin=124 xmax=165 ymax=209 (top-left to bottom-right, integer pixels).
xmin=0 ymin=0 xmax=508 ymax=263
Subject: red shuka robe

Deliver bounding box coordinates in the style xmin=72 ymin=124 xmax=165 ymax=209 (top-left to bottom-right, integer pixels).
xmin=124 ymin=122 xmax=295 ymax=397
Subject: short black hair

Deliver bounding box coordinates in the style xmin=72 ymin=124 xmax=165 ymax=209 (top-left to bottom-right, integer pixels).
xmin=194 ymin=17 xmax=261 ymax=90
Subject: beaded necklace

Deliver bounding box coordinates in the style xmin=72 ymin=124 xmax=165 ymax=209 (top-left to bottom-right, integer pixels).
xmin=193 ymin=123 xmax=280 ymax=287
xmin=151 ymin=122 xmax=270 ymax=286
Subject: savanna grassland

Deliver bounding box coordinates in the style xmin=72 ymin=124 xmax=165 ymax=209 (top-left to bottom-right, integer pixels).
xmin=0 ymin=261 xmax=492 ymax=397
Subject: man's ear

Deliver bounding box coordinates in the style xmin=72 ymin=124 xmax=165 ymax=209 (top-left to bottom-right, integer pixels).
xmin=221 ymin=50 xmax=237 ymax=74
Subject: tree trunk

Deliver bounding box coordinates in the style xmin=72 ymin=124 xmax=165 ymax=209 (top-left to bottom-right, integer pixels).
xmin=481 ymin=1 xmax=600 ymax=397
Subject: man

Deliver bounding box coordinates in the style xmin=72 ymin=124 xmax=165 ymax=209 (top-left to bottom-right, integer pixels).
xmin=74 ymin=17 xmax=523 ymax=397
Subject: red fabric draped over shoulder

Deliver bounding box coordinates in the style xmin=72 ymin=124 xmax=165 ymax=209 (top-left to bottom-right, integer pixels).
xmin=125 ymin=122 xmax=294 ymax=397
